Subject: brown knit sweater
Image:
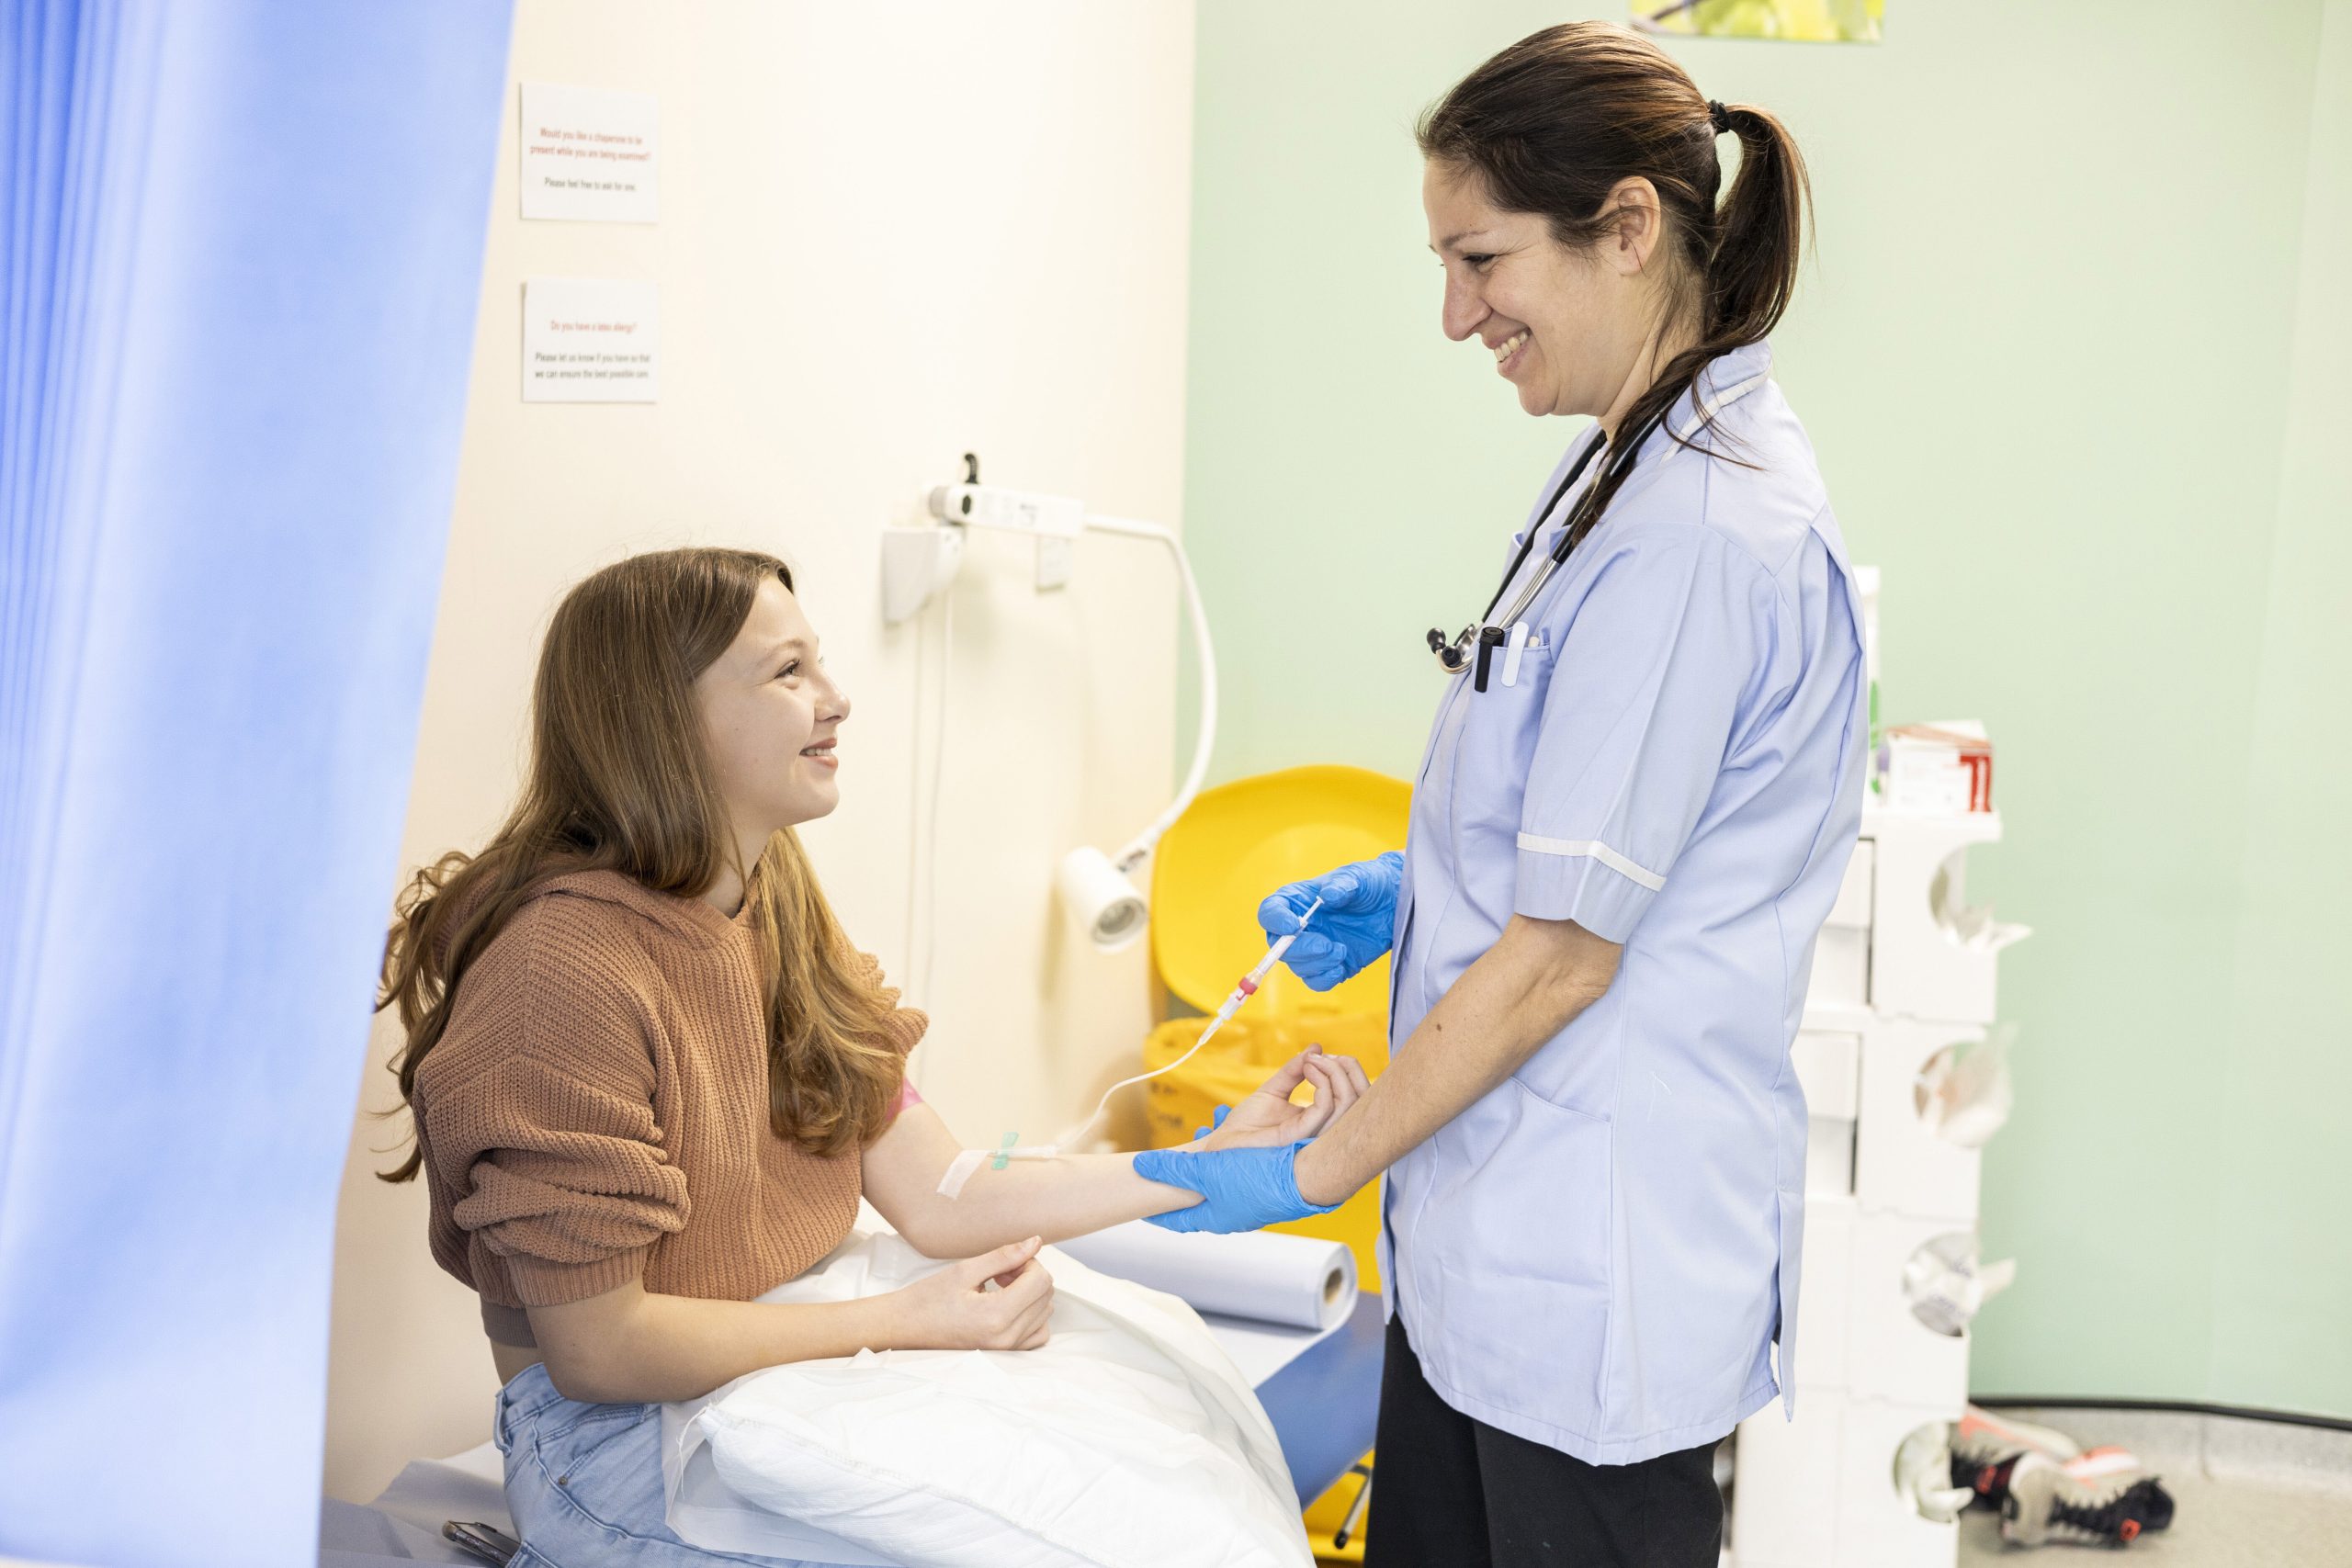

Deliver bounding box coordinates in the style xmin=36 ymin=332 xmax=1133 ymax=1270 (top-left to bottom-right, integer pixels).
xmin=410 ymin=869 xmax=925 ymax=1344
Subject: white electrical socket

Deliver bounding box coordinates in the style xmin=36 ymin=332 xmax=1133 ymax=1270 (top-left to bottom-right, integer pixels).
xmin=914 ymin=478 xmax=1085 ymax=601
xmin=926 ymin=482 xmax=1083 ymax=537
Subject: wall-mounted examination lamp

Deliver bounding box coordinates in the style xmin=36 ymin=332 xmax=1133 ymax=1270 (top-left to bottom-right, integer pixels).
xmin=1055 ymin=844 xmax=1150 ymax=951
xmin=887 ymin=462 xmax=1216 ymax=953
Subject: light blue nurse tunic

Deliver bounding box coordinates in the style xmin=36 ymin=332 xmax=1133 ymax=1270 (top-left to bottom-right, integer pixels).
xmin=1379 ymin=340 xmax=1866 ymax=1466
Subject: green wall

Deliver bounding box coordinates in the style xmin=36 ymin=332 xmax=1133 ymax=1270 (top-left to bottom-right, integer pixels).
xmin=1183 ymin=0 xmax=2351 ymax=1415
xmin=2207 ymin=0 xmax=2352 ymax=1417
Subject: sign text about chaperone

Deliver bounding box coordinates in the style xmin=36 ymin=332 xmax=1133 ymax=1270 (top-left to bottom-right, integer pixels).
xmin=519 ymin=82 xmax=659 ymax=222
xmin=522 ymin=279 xmax=660 ymax=403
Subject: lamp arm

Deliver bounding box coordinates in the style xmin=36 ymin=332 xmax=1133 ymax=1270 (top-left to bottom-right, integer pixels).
xmin=1080 ymin=513 xmax=1216 ymax=874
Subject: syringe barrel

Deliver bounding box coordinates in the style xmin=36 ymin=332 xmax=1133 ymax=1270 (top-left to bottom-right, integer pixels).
xmin=1253 ymin=933 xmax=1300 ymax=978
xmin=1245 ymin=897 xmax=1321 ymax=987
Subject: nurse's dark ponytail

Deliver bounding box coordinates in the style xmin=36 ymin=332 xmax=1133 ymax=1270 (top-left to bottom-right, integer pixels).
xmin=1419 ymin=22 xmax=1810 ymax=543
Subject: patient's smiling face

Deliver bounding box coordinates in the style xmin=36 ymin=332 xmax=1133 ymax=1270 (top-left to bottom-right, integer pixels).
xmin=695 ymin=577 xmax=850 ymax=844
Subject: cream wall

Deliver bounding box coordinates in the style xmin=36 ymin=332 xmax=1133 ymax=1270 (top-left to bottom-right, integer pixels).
xmin=324 ymin=0 xmax=1196 ymax=1501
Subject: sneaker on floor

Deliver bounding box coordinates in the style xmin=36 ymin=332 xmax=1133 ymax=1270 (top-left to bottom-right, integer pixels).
xmin=2000 ymin=1450 xmax=2178 ymax=1548
xmin=1950 ymin=1405 xmax=2082 ymax=1510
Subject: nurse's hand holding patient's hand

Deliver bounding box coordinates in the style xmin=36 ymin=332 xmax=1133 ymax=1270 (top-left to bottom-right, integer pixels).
xmin=1258 ymin=852 xmax=1405 ymax=990
xmin=1130 ymin=1142 xmax=1341 ymax=1234
xmin=1192 ymin=1046 xmax=1373 ymax=1152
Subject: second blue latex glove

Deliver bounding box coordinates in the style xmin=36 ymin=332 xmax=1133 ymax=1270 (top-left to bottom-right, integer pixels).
xmin=1257 ymin=851 xmax=1404 ymax=991
xmin=1132 ymin=1142 xmax=1340 ymax=1234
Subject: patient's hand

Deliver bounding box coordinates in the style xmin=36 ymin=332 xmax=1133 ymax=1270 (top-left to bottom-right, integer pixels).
xmin=880 ymin=1237 xmax=1057 ymax=1352
xmin=1195 ymin=1047 xmax=1370 ymax=1153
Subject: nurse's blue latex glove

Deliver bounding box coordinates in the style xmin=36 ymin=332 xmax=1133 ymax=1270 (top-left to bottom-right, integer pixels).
xmin=1257 ymin=851 xmax=1404 ymax=991
xmin=1131 ymin=1142 xmax=1340 ymax=1234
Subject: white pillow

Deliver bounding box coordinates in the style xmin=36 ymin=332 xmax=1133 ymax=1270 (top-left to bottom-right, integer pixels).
xmin=662 ymin=1224 xmax=1314 ymax=1568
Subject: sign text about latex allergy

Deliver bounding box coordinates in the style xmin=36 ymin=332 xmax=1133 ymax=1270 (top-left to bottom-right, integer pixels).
xmin=519 ymin=82 xmax=658 ymax=222
xmin=522 ymin=279 xmax=659 ymax=403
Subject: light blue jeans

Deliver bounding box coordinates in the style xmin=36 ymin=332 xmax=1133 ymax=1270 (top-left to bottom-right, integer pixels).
xmin=492 ymin=1362 xmax=814 ymax=1566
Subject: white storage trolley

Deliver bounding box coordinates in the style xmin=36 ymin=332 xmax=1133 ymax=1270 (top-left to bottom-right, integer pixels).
xmin=1730 ymin=803 xmax=2025 ymax=1568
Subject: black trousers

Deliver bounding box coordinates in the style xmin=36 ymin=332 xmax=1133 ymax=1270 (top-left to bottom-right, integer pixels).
xmin=1363 ymin=1316 xmax=1724 ymax=1568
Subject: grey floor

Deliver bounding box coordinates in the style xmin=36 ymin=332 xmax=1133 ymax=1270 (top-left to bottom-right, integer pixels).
xmin=1955 ymin=1406 xmax=2352 ymax=1567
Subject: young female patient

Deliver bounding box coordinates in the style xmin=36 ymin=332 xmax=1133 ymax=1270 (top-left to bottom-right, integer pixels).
xmin=378 ymin=547 xmax=1366 ymax=1562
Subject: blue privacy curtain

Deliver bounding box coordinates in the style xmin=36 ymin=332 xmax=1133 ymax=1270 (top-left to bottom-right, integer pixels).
xmin=0 ymin=3 xmax=510 ymax=1562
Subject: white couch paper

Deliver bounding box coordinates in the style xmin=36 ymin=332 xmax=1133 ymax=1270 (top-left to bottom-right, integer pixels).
xmin=1053 ymin=1221 xmax=1357 ymax=1382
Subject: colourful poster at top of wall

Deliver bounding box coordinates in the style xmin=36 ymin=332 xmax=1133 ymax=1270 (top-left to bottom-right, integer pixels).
xmin=1633 ymin=0 xmax=1882 ymax=42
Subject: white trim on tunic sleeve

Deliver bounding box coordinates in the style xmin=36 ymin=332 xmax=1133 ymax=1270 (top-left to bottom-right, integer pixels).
xmin=1514 ymin=832 xmax=1668 ymax=892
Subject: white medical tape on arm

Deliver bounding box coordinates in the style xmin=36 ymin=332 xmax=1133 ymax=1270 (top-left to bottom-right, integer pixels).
xmin=936 ymin=1147 xmax=989 ymax=1199
xmin=936 ymin=1143 xmax=1064 ymax=1198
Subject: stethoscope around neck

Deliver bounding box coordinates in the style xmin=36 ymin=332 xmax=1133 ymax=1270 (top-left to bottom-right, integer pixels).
xmin=1424 ymin=415 xmax=1634 ymax=694
xmin=1426 ymin=367 xmax=1768 ymax=694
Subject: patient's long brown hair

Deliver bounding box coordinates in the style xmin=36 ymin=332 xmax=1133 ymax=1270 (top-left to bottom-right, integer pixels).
xmin=377 ymin=547 xmax=904 ymax=1180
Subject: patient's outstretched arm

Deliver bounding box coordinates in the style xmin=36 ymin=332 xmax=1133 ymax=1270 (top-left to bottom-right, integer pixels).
xmin=862 ymin=1047 xmax=1366 ymax=1258
xmin=861 ymin=1103 xmax=1198 ymax=1258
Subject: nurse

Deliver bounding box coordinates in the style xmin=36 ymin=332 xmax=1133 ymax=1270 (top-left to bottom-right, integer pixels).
xmin=1132 ymin=21 xmax=1866 ymax=1567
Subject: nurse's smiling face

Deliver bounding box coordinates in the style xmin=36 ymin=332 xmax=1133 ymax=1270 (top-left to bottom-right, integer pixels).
xmin=1424 ymin=161 xmax=1672 ymax=425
